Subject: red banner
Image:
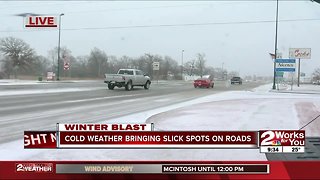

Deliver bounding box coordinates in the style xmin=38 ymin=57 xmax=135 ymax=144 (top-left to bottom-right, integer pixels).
xmin=24 ymin=131 xmax=56 ymax=149
xmin=0 ymin=161 xmax=319 ymax=179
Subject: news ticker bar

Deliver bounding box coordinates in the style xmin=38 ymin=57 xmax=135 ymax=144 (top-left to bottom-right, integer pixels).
xmin=24 ymin=131 xmax=258 ymax=149
xmin=24 ymin=125 xmax=306 ymax=153
xmin=55 ymin=164 xmax=269 ymax=174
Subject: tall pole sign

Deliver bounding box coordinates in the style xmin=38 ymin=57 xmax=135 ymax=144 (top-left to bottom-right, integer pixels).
xmin=289 ymin=48 xmax=311 ymax=87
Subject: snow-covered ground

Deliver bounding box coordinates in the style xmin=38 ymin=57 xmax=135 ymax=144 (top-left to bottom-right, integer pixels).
xmin=0 ymin=83 xmax=319 ymax=161
xmin=0 ymin=79 xmax=100 ymax=85
xmin=0 ymin=87 xmax=107 ymax=96
xmin=0 ymin=79 xmax=53 ymax=85
xmin=274 ymin=83 xmax=320 ymax=94
xmin=0 ymin=79 xmax=106 ymax=96
xmin=0 ymin=79 xmax=176 ymax=86
xmin=0 ymin=79 xmax=182 ymax=96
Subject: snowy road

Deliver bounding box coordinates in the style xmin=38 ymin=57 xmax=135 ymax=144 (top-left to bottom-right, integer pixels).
xmin=1 ymin=81 xmax=319 ymax=161
xmin=0 ymin=80 xmax=262 ymax=143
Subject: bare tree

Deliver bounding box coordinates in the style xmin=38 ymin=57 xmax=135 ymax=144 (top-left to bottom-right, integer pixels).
xmin=145 ymin=53 xmax=154 ymax=79
xmin=0 ymin=56 xmax=12 ymax=78
xmin=195 ymin=53 xmax=206 ymax=77
xmin=164 ymin=56 xmax=179 ymax=79
xmin=185 ymin=60 xmax=196 ymax=76
xmin=312 ymin=68 xmax=320 ymax=80
xmin=47 ymin=49 xmax=57 ymax=72
xmin=47 ymin=46 xmax=72 ymax=75
xmin=120 ymin=56 xmax=131 ymax=68
xmin=204 ymin=66 xmax=215 ymax=77
xmin=0 ymin=37 xmax=35 ymax=78
xmin=106 ymin=55 xmax=118 ymax=74
xmin=29 ymin=55 xmax=50 ymax=76
xmin=88 ymin=47 xmax=108 ymax=77
xmin=70 ymin=56 xmax=89 ymax=77
xmin=228 ymin=71 xmax=239 ymax=78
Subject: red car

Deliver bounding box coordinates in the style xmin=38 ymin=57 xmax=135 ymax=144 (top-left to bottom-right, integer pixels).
xmin=193 ymin=76 xmax=214 ymax=88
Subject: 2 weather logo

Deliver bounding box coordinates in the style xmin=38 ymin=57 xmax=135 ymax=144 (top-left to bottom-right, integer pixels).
xmin=16 ymin=163 xmax=53 ymax=173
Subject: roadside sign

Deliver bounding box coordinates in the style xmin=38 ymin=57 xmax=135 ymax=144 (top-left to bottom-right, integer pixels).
xmin=289 ymin=48 xmax=311 ymax=59
xmin=275 ymin=59 xmax=296 ymax=72
xmin=276 ymin=71 xmax=284 ymax=77
xmin=64 ymin=62 xmax=70 ymax=70
xmin=47 ymin=72 xmax=55 ymax=80
xmin=153 ymin=62 xmax=160 ymax=70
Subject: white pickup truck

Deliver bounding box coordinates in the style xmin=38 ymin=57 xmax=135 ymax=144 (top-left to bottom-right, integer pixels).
xmin=104 ymin=69 xmax=151 ymax=91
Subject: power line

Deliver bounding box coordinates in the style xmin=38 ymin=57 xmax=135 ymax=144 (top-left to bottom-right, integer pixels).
xmin=67 ymin=4 xmax=216 ymax=14
xmin=64 ymin=18 xmax=320 ymax=31
xmin=1 ymin=18 xmax=319 ymax=33
xmin=299 ymin=114 xmax=320 ymax=130
xmin=0 ymin=2 xmax=224 ymax=15
xmin=0 ymin=2 xmax=94 ymax=10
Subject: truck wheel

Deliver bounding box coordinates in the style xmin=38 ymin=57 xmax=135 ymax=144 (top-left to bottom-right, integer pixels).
xmin=108 ymin=83 xmax=114 ymax=90
xmin=144 ymin=81 xmax=151 ymax=90
xmin=125 ymin=81 xmax=133 ymax=91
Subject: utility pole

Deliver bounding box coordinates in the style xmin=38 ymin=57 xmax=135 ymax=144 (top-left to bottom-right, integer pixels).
xmin=57 ymin=13 xmax=64 ymax=81
xmin=181 ymin=50 xmax=184 ymax=80
xmin=272 ymin=0 xmax=279 ymax=89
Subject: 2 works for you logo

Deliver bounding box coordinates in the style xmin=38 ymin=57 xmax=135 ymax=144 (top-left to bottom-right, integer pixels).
xmin=259 ymin=130 xmax=305 ymax=146
xmin=15 ymin=163 xmax=53 ymax=173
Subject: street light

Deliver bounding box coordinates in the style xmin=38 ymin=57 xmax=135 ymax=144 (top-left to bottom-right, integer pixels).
xmin=272 ymin=0 xmax=279 ymax=90
xmin=181 ymin=50 xmax=184 ymax=80
xmin=57 ymin=13 xmax=64 ymax=81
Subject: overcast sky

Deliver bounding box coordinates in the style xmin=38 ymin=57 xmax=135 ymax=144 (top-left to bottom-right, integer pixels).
xmin=0 ymin=1 xmax=320 ymax=76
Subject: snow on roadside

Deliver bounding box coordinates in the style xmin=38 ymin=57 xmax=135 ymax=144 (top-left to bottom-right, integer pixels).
xmin=0 ymin=79 xmax=176 ymax=86
xmin=0 ymin=79 xmax=49 ymax=85
xmin=0 ymin=87 xmax=106 ymax=96
xmin=281 ymin=84 xmax=320 ymax=94
xmin=0 ymin=83 xmax=320 ymax=161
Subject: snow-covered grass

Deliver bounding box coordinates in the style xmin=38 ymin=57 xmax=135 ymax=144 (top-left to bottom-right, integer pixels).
xmin=0 ymin=79 xmax=106 ymax=85
xmin=280 ymin=84 xmax=320 ymax=94
xmin=0 ymin=87 xmax=107 ymax=96
xmin=0 ymin=79 xmax=182 ymax=85
xmin=0 ymin=79 xmax=48 ymax=85
xmin=0 ymin=83 xmax=319 ymax=161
